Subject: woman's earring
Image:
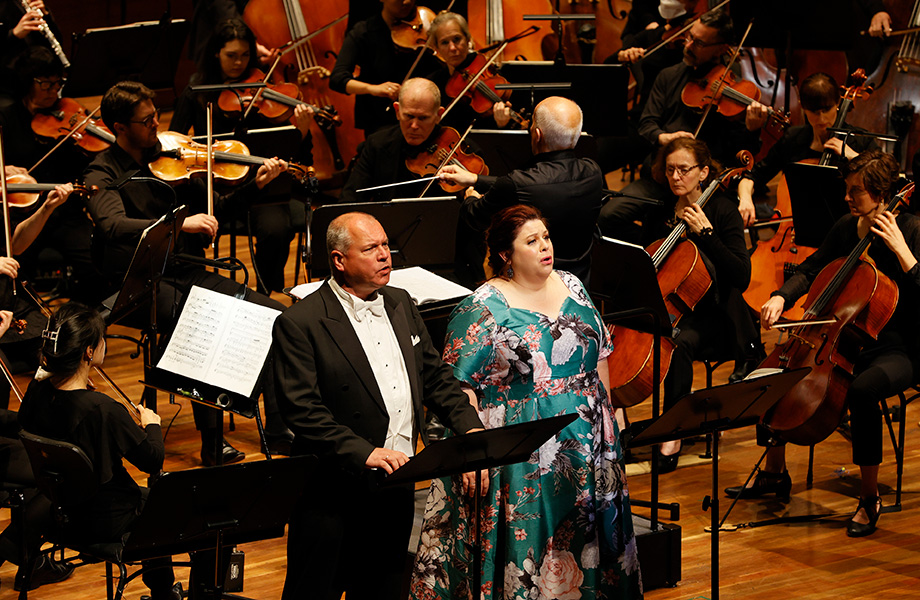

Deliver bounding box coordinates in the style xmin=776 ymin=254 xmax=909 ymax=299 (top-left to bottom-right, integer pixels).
xmin=506 ymin=266 xmax=514 ymax=278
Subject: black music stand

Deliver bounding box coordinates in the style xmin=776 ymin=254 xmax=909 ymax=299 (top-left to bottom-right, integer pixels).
xmin=67 ymin=18 xmax=190 ymax=98
xmin=308 ymin=199 xmax=460 ymax=280
xmin=385 ymin=414 xmax=577 ymax=596
xmin=629 ymin=368 xmax=810 ymax=600
xmin=784 ymin=162 xmax=848 ymax=248
xmin=118 ymin=456 xmax=315 ymax=599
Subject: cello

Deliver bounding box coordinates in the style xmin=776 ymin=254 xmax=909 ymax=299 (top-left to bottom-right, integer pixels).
xmin=762 ymin=182 xmax=913 ymax=446
xmin=606 ymin=150 xmax=754 ymax=407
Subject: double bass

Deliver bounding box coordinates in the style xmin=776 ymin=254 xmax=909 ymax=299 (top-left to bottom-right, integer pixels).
xmin=762 ymin=182 xmax=914 ymax=445
xmin=607 ymin=151 xmax=754 ymax=407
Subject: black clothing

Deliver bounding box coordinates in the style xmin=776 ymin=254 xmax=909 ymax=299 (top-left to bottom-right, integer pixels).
xmin=339 ymin=123 xmax=453 ymax=204
xmin=465 ymin=149 xmax=605 ymax=282
xmin=771 ymin=211 xmax=920 ymax=464
xmin=188 ymin=0 xmax=247 ymax=63
xmin=638 ymin=61 xmax=761 ymax=167
xmin=330 ymin=14 xmax=439 ymax=134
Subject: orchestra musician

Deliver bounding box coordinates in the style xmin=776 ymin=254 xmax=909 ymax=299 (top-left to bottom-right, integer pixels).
xmin=171 ymin=17 xmax=314 ymax=294
xmin=437 ymin=96 xmax=604 ymax=284
xmin=636 ymin=138 xmax=759 ymax=471
xmin=0 ymin=1 xmax=64 ymax=98
xmin=726 ymin=150 xmax=920 ymax=538
xmin=330 ymin=0 xmax=441 ymax=136
xmin=271 ymin=211 xmax=484 ymax=600
xmin=737 ymin=72 xmax=877 ymax=226
xmin=82 ymin=81 xmax=293 ymax=466
xmin=423 ymin=11 xmax=513 ymax=130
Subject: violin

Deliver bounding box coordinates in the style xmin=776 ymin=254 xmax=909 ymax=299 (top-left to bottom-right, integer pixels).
xmin=405 ymin=126 xmax=488 ymax=193
xmin=2 ymin=173 xmax=98 ymax=208
xmin=762 ymin=182 xmax=914 ymax=445
xmin=149 ymin=131 xmax=317 ymax=187
xmin=445 ymin=53 xmax=529 ymax=129
xmin=31 ymin=98 xmax=115 ymax=154
xmin=681 ymin=64 xmax=790 ymax=128
xmin=391 ymin=6 xmax=436 ymax=51
xmin=217 ymin=69 xmax=342 ymax=129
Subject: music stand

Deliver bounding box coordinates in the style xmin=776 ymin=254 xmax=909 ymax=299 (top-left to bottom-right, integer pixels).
xmin=468 ymin=130 xmax=599 ymax=177
xmin=629 ymin=368 xmax=810 ymax=600
xmin=67 ymin=19 xmax=190 ymax=98
xmin=118 ymin=456 xmax=316 ymax=599
xmin=784 ymin=162 xmax=848 ymax=248
xmin=385 ymin=414 xmax=577 ymax=597
xmin=308 ymin=199 xmax=460 ymax=280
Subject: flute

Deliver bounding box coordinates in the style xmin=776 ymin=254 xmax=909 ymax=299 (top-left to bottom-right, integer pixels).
xmin=18 ymin=0 xmax=70 ymax=68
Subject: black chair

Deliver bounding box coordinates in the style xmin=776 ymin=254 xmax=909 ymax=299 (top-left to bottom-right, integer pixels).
xmin=880 ymin=384 xmax=920 ymax=511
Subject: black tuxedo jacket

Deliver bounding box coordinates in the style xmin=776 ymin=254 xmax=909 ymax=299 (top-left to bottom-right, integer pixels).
xmin=272 ymin=282 xmax=482 ymax=478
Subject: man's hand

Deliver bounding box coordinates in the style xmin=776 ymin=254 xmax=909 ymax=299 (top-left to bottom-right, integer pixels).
xmin=439 ymin=164 xmax=478 ymax=188
xmin=760 ymin=295 xmax=786 ymax=330
xmin=181 ymin=213 xmax=218 ymax=238
xmin=617 ymin=47 xmax=645 ymax=63
xmin=745 ymin=100 xmax=769 ymax=131
xmin=44 ymin=183 xmax=74 ymax=211
xmin=255 ymin=157 xmax=288 ymax=189
xmin=0 ymin=257 xmax=20 ymax=279
xmin=138 ymin=405 xmax=161 ymax=427
xmin=868 ymin=11 xmax=892 ymax=37
xmin=365 ymin=447 xmax=409 ymax=474
xmin=493 ymin=101 xmax=512 ymax=128
xmin=658 ymin=131 xmax=694 ymax=146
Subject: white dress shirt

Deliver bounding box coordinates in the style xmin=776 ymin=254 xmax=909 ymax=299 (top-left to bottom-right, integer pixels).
xmin=329 ymin=279 xmax=415 ymax=456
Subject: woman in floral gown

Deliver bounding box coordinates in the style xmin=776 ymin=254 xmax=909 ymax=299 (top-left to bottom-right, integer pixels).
xmin=411 ymin=205 xmax=642 ymax=600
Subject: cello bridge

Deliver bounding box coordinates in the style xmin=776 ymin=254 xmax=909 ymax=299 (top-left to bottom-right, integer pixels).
xmin=787 ymin=332 xmax=815 ymax=349
xmin=895 ymin=57 xmax=920 ymax=73
xmin=297 ymin=66 xmax=331 ymax=85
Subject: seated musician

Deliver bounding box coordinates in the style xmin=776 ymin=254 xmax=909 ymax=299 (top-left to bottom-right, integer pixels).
xmin=597 ymin=9 xmax=765 ymax=242
xmin=16 ymin=302 xmax=179 ymax=598
xmin=0 ymin=47 xmax=101 ymax=303
xmin=634 ymin=138 xmax=759 ymax=471
xmin=171 ymin=17 xmax=314 ymax=294
xmin=737 ymin=72 xmax=877 ymax=226
xmin=423 ymin=11 xmax=514 ymax=130
xmin=331 ymin=0 xmax=441 ymax=136
xmin=338 ymin=77 xmax=451 ymax=204
xmin=727 ymin=150 xmax=920 ymax=538
xmin=82 ymin=81 xmax=293 ymax=466
xmin=437 ymin=96 xmax=604 ymax=284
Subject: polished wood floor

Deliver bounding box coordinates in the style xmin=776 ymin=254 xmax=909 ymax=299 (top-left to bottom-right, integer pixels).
xmin=3 ymin=183 xmax=920 ymax=599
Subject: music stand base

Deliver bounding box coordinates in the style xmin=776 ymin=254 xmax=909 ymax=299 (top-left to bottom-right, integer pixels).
xmin=633 ymin=515 xmax=681 ymax=590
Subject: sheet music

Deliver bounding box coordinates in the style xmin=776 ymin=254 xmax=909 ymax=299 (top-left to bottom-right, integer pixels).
xmin=288 ymin=266 xmax=472 ymax=304
xmin=157 ymin=286 xmax=282 ymax=397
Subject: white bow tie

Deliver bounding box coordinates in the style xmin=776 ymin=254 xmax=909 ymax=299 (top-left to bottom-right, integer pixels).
xmin=354 ymin=296 xmax=385 ymax=322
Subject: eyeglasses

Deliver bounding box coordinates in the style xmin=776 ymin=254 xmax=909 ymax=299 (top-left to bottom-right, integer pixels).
xmin=34 ymin=78 xmax=66 ymax=91
xmin=129 ymin=109 xmax=161 ymax=128
xmin=683 ymin=32 xmax=722 ymax=49
xmin=665 ymin=164 xmax=700 ymax=177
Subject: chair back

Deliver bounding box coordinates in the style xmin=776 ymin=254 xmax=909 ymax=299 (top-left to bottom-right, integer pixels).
xmin=19 ymin=430 xmax=97 ymax=510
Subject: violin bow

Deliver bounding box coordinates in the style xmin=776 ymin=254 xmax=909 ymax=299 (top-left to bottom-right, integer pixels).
xmin=29 ymin=105 xmax=102 ymax=175
xmin=692 ymin=19 xmax=753 ymax=139
xmin=641 ymin=0 xmax=730 ymax=61
xmin=277 ymin=14 xmax=347 ymax=58
xmin=0 ymin=127 xmax=15 ymax=297
xmin=418 ymin=123 xmax=474 ymax=198
xmin=206 ymin=103 xmax=216 ymax=249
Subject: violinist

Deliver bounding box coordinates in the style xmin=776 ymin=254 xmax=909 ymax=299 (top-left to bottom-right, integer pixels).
xmin=171 ymin=18 xmax=314 ymax=294
xmin=330 ymin=0 xmax=441 ymax=136
xmin=83 ymin=81 xmax=294 ymax=466
xmin=737 ymin=73 xmax=877 ymax=226
xmin=0 ymin=47 xmax=100 ymax=302
xmin=726 ymin=151 xmax=920 ymax=538
xmin=598 ymin=9 xmax=764 ymax=242
xmin=637 ymin=138 xmax=759 ymax=471
xmin=437 ymin=96 xmax=604 ymax=284
xmin=424 ymin=12 xmax=513 ymax=130
xmin=16 ymin=302 xmax=183 ymax=599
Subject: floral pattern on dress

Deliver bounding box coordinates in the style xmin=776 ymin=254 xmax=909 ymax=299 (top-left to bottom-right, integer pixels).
xmin=410 ymin=271 xmax=643 ymax=600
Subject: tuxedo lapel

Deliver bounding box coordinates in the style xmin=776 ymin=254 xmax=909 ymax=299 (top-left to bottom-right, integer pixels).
xmin=317 ymin=284 xmax=387 ymax=414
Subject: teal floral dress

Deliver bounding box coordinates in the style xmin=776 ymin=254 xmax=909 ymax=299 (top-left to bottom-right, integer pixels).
xmin=410 ymin=271 xmax=642 ymax=600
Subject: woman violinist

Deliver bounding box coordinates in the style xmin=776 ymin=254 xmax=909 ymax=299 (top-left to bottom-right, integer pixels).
xmin=641 ymin=138 xmax=760 ymax=471
xmin=330 ymin=0 xmax=441 ymax=136
xmin=727 ymin=150 xmax=920 ymax=538
xmin=171 ymin=18 xmax=312 ymax=294
xmin=424 ymin=12 xmax=514 ymax=130
xmin=737 ymin=73 xmax=877 ymax=226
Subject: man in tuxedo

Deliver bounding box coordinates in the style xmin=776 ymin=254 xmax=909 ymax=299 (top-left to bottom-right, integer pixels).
xmin=272 ymin=212 xmax=483 ymax=600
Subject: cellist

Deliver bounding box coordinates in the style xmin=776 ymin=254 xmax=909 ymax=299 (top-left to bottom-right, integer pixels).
xmin=727 ymin=150 xmax=920 ymax=538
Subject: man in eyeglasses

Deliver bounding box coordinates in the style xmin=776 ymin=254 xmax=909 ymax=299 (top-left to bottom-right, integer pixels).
xmin=82 ymin=81 xmax=295 ymax=468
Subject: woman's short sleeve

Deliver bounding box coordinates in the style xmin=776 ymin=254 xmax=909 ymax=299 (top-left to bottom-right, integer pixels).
xmin=442 ymin=295 xmax=497 ymax=388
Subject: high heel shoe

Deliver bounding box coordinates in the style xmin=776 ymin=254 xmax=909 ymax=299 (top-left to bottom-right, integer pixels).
xmin=846 ymin=495 xmax=881 ymax=537
xmin=658 ymin=449 xmax=680 ymax=474
xmin=724 ymin=469 xmax=792 ymax=501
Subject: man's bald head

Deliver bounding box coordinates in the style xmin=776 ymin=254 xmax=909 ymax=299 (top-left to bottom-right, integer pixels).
xmin=531 ymin=96 xmax=583 ymax=153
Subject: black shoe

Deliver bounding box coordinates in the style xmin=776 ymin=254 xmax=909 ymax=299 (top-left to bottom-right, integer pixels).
xmin=141 ymin=582 xmax=184 ymax=600
xmin=729 ymin=347 xmax=767 ymax=383
xmin=264 ymin=434 xmax=293 ymax=456
xmin=200 ymin=440 xmax=246 ymax=467
xmin=724 ymin=469 xmax=792 ymax=500
xmin=658 ymin=450 xmax=680 ymax=474
xmin=847 ymin=496 xmax=882 ymax=537
xmin=13 ymin=553 xmax=75 ymax=591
